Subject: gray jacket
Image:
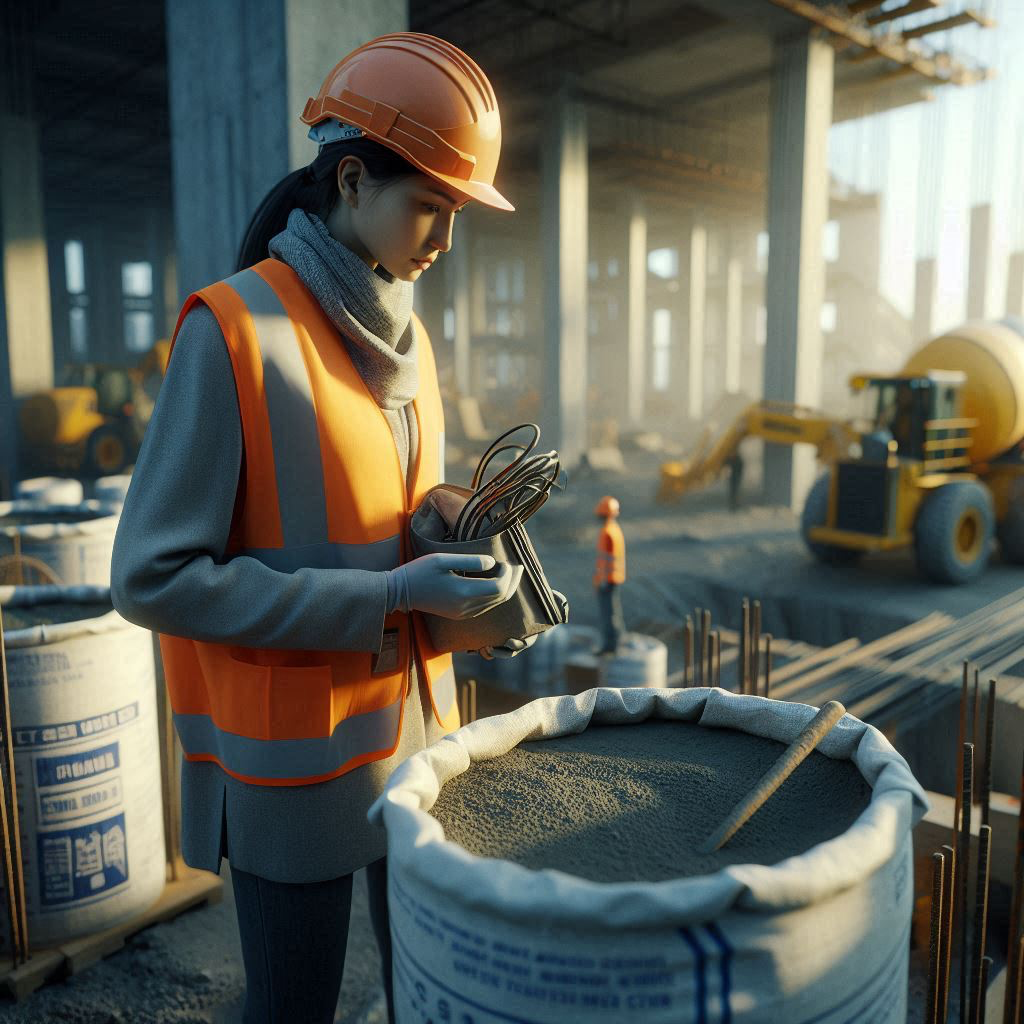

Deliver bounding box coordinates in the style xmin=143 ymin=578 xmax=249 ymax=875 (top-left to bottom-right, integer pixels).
xmin=110 ymin=213 xmax=449 ymax=883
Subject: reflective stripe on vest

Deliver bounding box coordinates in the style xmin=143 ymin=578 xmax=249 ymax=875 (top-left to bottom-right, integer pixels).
xmin=159 ymin=260 xmax=460 ymax=786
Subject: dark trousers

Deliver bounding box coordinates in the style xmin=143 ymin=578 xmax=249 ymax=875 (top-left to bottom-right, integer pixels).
xmin=231 ymin=857 xmax=394 ymax=1024
xmin=596 ymin=582 xmax=626 ymax=654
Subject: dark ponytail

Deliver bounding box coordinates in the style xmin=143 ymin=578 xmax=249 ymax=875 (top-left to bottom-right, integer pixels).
xmin=235 ymin=136 xmax=421 ymax=272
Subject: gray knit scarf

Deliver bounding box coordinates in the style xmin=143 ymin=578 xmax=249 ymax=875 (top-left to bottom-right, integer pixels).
xmin=267 ymin=209 xmax=419 ymax=411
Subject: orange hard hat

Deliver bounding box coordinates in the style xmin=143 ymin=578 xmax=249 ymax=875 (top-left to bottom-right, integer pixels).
xmin=595 ymin=496 xmax=620 ymax=518
xmin=301 ymin=32 xmax=513 ymax=212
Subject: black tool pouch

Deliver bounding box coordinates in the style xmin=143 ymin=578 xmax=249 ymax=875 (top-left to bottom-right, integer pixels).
xmin=409 ymin=483 xmax=569 ymax=654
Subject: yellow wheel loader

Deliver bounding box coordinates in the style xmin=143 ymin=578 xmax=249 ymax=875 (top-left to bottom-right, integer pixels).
xmin=659 ymin=321 xmax=1024 ymax=584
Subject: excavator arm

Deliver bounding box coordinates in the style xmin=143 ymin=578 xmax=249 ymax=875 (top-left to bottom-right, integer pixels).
xmin=657 ymin=401 xmax=859 ymax=503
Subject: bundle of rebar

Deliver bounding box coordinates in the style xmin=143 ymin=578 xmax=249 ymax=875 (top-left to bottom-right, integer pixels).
xmin=765 ymin=587 xmax=1024 ymax=732
xmin=678 ymin=597 xmax=772 ymax=697
xmin=923 ymin=663 xmax=1022 ymax=1024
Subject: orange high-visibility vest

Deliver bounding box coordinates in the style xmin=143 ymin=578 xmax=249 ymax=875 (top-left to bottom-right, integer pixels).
xmin=158 ymin=259 xmax=459 ymax=787
xmin=593 ymin=519 xmax=626 ymax=587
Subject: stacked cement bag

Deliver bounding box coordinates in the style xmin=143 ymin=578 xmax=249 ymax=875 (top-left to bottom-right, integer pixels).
xmin=14 ymin=478 xmax=85 ymax=506
xmin=0 ymin=586 xmax=165 ymax=946
xmin=0 ymin=500 xmax=120 ymax=586
xmin=371 ymin=686 xmax=927 ymax=1024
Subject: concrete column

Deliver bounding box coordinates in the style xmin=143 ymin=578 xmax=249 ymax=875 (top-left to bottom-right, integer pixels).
xmin=913 ymin=257 xmax=936 ymax=342
xmin=678 ymin=213 xmax=707 ymax=420
xmin=1 ymin=9 xmax=55 ymax=496
xmin=724 ymin=248 xmax=744 ymax=395
xmin=449 ymin=217 xmax=471 ymax=396
xmin=541 ymin=89 xmax=588 ymax=468
xmin=967 ymin=203 xmax=994 ymax=320
xmin=1005 ymin=252 xmax=1024 ymax=319
xmin=625 ymin=199 xmax=647 ymax=425
xmin=166 ymin=0 xmax=406 ymax=303
xmin=763 ymin=34 xmax=834 ymax=509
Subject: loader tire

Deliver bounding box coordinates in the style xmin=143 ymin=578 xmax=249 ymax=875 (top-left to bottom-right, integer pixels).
xmin=914 ymin=481 xmax=993 ymax=584
xmin=84 ymin=423 xmax=128 ymax=477
xmin=996 ymin=477 xmax=1024 ymax=564
xmin=801 ymin=473 xmax=862 ymax=567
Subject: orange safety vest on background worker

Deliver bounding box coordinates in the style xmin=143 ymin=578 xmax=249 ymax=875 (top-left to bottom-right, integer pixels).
xmin=594 ymin=510 xmax=626 ymax=586
xmin=158 ymin=258 xmax=459 ymax=787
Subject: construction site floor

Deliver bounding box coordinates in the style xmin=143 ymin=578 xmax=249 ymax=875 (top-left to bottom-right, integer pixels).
xmin=5 ymin=447 xmax=1023 ymax=1021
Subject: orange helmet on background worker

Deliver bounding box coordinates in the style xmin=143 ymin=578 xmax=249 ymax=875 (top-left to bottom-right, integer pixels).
xmin=301 ymin=32 xmax=513 ymax=211
xmin=595 ymin=495 xmax=620 ymax=518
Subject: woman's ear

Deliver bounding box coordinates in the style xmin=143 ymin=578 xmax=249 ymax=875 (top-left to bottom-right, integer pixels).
xmin=336 ymin=156 xmax=365 ymax=208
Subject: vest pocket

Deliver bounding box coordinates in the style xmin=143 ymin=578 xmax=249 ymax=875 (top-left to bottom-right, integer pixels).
xmin=212 ymin=652 xmax=334 ymax=741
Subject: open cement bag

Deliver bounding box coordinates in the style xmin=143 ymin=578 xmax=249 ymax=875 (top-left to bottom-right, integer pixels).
xmin=369 ymin=687 xmax=928 ymax=1024
xmin=410 ymin=483 xmax=568 ymax=653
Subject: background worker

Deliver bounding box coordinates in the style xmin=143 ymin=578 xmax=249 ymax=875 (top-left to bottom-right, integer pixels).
xmin=111 ymin=33 xmax=525 ymax=1024
xmin=594 ymin=495 xmax=627 ymax=655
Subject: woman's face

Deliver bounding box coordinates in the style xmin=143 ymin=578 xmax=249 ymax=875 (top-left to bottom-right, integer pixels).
xmin=339 ymin=162 xmax=469 ymax=283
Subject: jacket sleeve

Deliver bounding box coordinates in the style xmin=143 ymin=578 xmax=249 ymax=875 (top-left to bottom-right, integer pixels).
xmin=109 ymin=303 xmax=389 ymax=651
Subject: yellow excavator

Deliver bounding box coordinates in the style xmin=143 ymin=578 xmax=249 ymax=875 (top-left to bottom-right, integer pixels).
xmin=658 ymin=321 xmax=1024 ymax=584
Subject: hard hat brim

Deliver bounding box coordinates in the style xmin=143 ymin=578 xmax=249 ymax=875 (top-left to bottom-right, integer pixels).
xmin=419 ymin=167 xmax=515 ymax=212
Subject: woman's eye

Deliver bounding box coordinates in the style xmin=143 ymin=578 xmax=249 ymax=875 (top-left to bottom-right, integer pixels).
xmin=423 ymin=203 xmax=441 ymax=214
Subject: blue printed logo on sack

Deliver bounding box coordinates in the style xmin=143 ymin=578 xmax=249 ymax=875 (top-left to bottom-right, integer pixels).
xmin=38 ymin=812 xmax=129 ymax=907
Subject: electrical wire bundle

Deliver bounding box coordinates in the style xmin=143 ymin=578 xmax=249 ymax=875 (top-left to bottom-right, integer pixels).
xmin=451 ymin=423 xmax=563 ymax=542
xmin=449 ymin=423 xmax=566 ymax=625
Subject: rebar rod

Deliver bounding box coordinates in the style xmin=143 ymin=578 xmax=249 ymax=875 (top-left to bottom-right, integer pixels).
xmin=701 ymin=609 xmax=711 ymax=689
xmin=941 ymin=843 xmax=956 ymax=1024
xmin=712 ymin=631 xmax=721 ymax=688
xmin=969 ymin=824 xmax=991 ymax=1024
xmin=740 ymin=598 xmax=750 ymax=694
xmin=1004 ymin=752 xmax=1024 ymax=1024
xmin=763 ymin=634 xmax=772 ymax=699
xmin=978 ymin=956 xmax=991 ymax=1024
xmin=683 ymin=616 xmax=693 ymax=688
xmin=959 ymin=742 xmax=974 ymax=1024
xmin=955 ymin=663 xmax=969 ymax=846
xmin=927 ymin=850 xmax=945 ymax=1024
xmin=982 ymin=680 xmax=995 ymax=829
xmin=0 ymin=604 xmax=26 ymax=965
xmin=750 ymin=600 xmax=762 ymax=696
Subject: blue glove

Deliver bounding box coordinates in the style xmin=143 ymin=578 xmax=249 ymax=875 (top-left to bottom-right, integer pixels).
xmin=385 ymin=553 xmax=522 ymax=620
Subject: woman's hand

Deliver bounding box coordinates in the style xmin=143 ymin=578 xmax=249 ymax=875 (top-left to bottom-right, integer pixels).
xmin=386 ymin=553 xmax=521 ymax=620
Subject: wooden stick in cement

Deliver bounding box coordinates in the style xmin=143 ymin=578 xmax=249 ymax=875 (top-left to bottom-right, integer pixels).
xmin=699 ymin=700 xmax=847 ymax=854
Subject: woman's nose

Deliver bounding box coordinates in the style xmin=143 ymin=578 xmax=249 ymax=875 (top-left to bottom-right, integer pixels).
xmin=430 ymin=214 xmax=455 ymax=253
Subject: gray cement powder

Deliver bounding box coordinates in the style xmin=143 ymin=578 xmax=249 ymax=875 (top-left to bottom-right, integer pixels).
xmin=430 ymin=721 xmax=871 ymax=882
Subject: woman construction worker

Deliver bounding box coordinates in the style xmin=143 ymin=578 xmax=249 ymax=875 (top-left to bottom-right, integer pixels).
xmin=594 ymin=495 xmax=627 ymax=654
xmin=111 ymin=33 xmax=526 ymax=1024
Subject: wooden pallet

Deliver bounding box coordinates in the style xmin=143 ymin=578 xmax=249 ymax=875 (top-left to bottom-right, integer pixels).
xmin=0 ymin=869 xmax=223 ymax=1001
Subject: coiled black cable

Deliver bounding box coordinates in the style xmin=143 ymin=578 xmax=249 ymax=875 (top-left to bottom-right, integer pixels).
xmin=451 ymin=423 xmax=562 ymax=541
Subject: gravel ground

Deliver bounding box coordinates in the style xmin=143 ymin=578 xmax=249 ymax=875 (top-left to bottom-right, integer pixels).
xmin=0 ymin=865 xmax=387 ymax=1023
xmin=5 ymin=444 xmax=1022 ymax=1020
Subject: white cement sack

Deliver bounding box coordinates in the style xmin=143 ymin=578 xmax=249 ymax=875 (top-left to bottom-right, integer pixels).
xmin=370 ymin=686 xmax=928 ymax=1024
